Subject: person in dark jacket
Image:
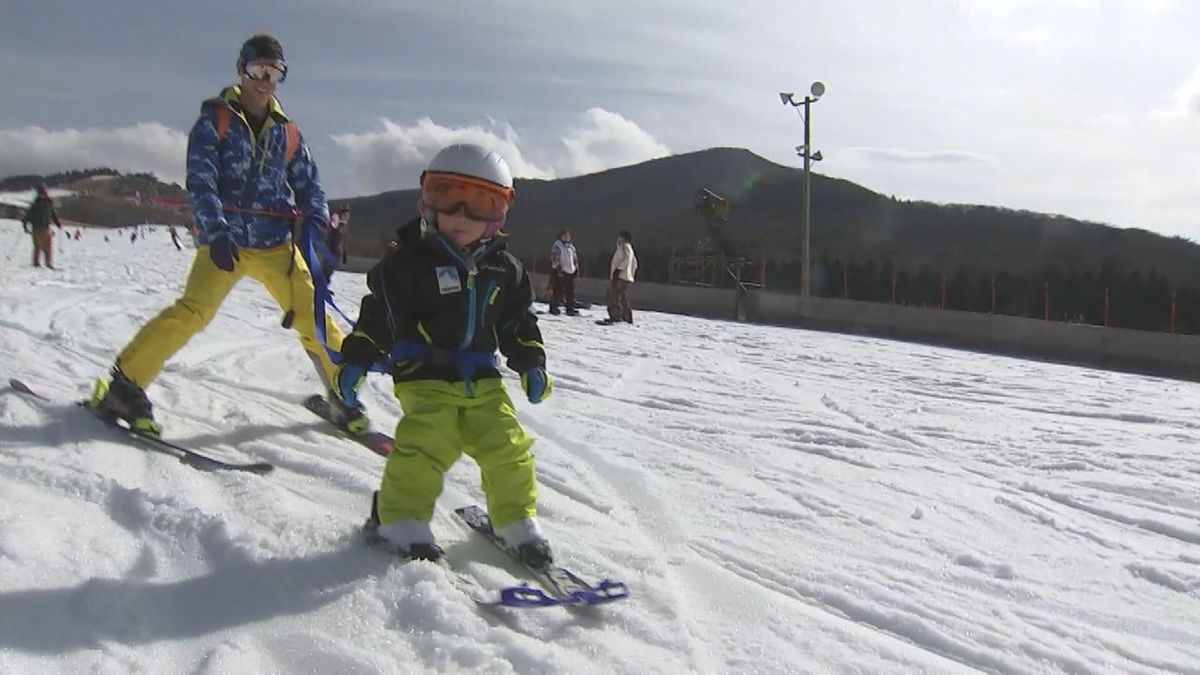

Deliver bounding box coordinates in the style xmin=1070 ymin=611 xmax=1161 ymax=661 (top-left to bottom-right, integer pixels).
xmin=334 ymin=143 xmax=555 ymax=568
xmin=317 ymin=206 xmax=351 ymax=279
xmin=21 ymin=185 xmax=63 ymax=269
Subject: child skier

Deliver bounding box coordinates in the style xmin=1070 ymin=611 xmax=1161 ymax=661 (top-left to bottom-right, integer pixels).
xmin=334 ymin=143 xmax=555 ymax=568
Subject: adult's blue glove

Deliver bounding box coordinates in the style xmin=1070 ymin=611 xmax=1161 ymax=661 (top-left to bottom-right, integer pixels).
xmin=208 ymin=234 xmax=240 ymax=272
xmin=520 ymin=368 xmax=553 ymax=404
xmin=335 ymin=362 xmax=367 ymax=408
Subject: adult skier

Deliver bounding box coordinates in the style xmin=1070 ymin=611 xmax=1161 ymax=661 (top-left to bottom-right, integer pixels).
xmin=90 ymin=34 xmax=368 ymax=437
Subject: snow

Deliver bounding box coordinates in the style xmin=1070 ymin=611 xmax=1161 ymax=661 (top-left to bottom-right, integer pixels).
xmin=0 ymin=189 xmax=75 ymax=210
xmin=1 ymin=217 xmax=1198 ymax=673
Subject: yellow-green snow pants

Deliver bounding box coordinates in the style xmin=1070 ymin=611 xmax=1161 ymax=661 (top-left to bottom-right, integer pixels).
xmin=378 ymin=378 xmax=537 ymax=530
xmin=115 ymin=243 xmax=344 ymax=388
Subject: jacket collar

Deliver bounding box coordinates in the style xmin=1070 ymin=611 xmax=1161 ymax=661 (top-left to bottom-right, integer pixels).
xmin=213 ymin=85 xmax=290 ymax=121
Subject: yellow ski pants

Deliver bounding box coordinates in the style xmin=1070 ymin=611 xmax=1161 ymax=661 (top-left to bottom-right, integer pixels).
xmin=378 ymin=378 xmax=538 ymax=530
xmin=116 ymin=243 xmax=344 ymax=389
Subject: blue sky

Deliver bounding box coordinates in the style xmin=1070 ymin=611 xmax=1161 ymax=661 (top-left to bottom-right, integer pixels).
xmin=3 ymin=0 xmax=1199 ymax=239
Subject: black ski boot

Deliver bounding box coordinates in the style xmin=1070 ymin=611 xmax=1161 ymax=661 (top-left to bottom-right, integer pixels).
xmin=92 ymin=368 xmax=162 ymax=438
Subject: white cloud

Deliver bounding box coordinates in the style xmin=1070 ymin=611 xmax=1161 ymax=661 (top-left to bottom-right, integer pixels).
xmin=1150 ymin=66 xmax=1200 ymax=120
xmin=331 ymin=117 xmax=553 ymax=196
xmin=330 ymin=108 xmax=669 ymax=195
xmin=0 ymin=124 xmax=187 ymax=185
xmin=557 ymin=108 xmax=670 ymax=175
xmin=846 ymin=147 xmax=993 ymax=165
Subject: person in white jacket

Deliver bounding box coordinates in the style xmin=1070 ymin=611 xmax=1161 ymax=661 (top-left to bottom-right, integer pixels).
xmin=599 ymin=229 xmax=637 ymax=325
xmin=549 ymin=228 xmax=579 ymax=315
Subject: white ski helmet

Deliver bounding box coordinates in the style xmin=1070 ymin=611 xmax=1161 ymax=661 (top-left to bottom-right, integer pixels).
xmin=419 ymin=143 xmax=515 ymax=238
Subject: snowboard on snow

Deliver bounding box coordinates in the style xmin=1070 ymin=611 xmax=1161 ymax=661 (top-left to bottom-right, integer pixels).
xmin=8 ymin=378 xmax=274 ymax=474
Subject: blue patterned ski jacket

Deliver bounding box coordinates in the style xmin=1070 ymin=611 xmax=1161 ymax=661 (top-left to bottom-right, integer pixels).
xmin=186 ymin=86 xmax=328 ymax=249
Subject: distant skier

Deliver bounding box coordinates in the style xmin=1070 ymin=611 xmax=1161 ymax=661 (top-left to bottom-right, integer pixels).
xmin=74 ymin=229 xmax=82 ymax=241
xmin=548 ymin=228 xmax=579 ymax=316
xmin=90 ymin=33 xmax=366 ymax=438
xmin=169 ymin=226 xmax=182 ymax=250
xmin=597 ymin=230 xmax=637 ymax=325
xmin=335 ymin=143 xmax=555 ymax=568
xmin=20 ymin=184 xmax=63 ymax=269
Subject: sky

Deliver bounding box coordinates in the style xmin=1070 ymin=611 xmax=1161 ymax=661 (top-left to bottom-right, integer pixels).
xmin=2 ymin=0 xmax=1200 ymax=239
xmin=2 ymin=224 xmax=1199 ymax=672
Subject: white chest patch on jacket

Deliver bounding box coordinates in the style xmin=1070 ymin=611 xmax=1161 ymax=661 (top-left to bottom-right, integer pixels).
xmin=436 ymin=266 xmax=462 ymax=294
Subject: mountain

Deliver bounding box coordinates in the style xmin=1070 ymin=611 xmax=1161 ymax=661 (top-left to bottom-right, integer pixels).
xmin=339 ymin=148 xmax=1200 ymax=291
xmin=0 ymin=168 xmax=190 ymax=229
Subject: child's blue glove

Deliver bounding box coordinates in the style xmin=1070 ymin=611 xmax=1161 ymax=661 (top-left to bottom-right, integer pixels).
xmin=208 ymin=234 xmax=240 ymax=272
xmin=334 ymin=362 xmax=367 ymax=408
xmin=520 ymin=368 xmax=553 ymax=404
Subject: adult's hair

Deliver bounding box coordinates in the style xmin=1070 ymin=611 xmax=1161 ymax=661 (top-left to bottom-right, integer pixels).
xmin=335 ymin=206 xmax=351 ymax=216
xmin=618 ymin=229 xmax=633 ymax=244
xmin=557 ymin=227 xmax=571 ymax=238
xmin=240 ymin=34 xmax=285 ymax=64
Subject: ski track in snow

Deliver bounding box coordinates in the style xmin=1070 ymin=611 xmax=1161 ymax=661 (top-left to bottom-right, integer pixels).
xmin=1 ymin=220 xmax=1199 ymax=673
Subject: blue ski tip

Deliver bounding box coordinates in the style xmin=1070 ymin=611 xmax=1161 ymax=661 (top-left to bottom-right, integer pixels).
xmin=497 ymin=579 xmax=629 ymax=608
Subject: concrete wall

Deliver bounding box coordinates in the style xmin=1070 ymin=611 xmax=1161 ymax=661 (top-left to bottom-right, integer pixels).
xmin=750 ymin=290 xmax=1200 ymax=381
xmin=342 ymin=258 xmax=1200 ymax=382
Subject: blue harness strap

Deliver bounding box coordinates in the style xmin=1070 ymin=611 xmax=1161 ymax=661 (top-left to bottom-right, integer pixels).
xmin=389 ymin=340 xmax=499 ymax=396
xmin=299 ymin=221 xmax=362 ymax=367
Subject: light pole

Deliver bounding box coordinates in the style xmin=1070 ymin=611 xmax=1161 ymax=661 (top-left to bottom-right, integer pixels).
xmin=780 ymin=82 xmax=825 ymax=297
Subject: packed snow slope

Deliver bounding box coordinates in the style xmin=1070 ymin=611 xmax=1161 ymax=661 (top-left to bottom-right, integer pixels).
xmin=1 ymin=221 xmax=1198 ymax=674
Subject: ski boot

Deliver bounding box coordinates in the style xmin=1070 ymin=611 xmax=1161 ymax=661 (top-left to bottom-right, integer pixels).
xmin=364 ymin=492 xmax=443 ymax=562
xmin=92 ymin=369 xmax=162 ymax=438
xmin=496 ymin=517 xmax=554 ymax=570
xmin=327 ymin=390 xmax=371 ymax=436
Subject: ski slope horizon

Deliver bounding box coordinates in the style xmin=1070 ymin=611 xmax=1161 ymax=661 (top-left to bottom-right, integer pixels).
xmin=1 ymin=221 xmax=1198 ymax=673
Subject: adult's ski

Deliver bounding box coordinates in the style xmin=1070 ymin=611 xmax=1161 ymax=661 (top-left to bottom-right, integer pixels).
xmin=301 ymin=394 xmax=394 ymax=457
xmin=454 ymin=504 xmax=629 ymax=608
xmin=8 ymin=378 xmax=273 ymax=475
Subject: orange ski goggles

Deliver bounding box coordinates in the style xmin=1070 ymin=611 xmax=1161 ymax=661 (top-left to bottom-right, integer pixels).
xmin=419 ymin=172 xmax=514 ymax=223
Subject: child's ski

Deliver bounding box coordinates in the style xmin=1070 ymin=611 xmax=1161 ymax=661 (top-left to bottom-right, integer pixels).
xmin=8 ymin=378 xmax=274 ymax=475
xmin=454 ymin=504 xmax=629 ymax=608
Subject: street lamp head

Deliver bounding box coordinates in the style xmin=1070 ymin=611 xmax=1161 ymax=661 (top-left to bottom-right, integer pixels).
xmin=810 ymin=81 xmax=825 ymax=99
xmin=779 ymin=92 xmax=795 ymax=106
xmin=811 ymin=150 xmax=823 ymax=162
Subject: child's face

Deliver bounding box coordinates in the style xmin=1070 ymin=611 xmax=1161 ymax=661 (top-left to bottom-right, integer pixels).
xmin=439 ymin=207 xmax=490 ymax=249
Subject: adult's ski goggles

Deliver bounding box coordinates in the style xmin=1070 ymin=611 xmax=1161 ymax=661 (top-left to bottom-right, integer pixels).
xmin=419 ymin=172 xmax=514 ymax=223
xmin=242 ymin=61 xmax=288 ymax=84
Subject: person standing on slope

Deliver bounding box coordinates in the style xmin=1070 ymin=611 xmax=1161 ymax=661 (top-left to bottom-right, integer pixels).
xmin=548 ymin=227 xmax=579 ymax=316
xmin=90 ymin=34 xmax=368 ymax=438
xmin=21 ymin=184 xmax=63 ymax=269
xmin=316 ymin=205 xmax=351 ymax=279
xmin=598 ymin=229 xmax=637 ymax=325
xmin=334 ymin=143 xmax=556 ymax=568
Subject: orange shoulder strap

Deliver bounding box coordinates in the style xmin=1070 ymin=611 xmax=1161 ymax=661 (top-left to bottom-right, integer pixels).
xmin=284 ymin=122 xmax=300 ymax=166
xmin=215 ymin=105 xmax=229 ymax=140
